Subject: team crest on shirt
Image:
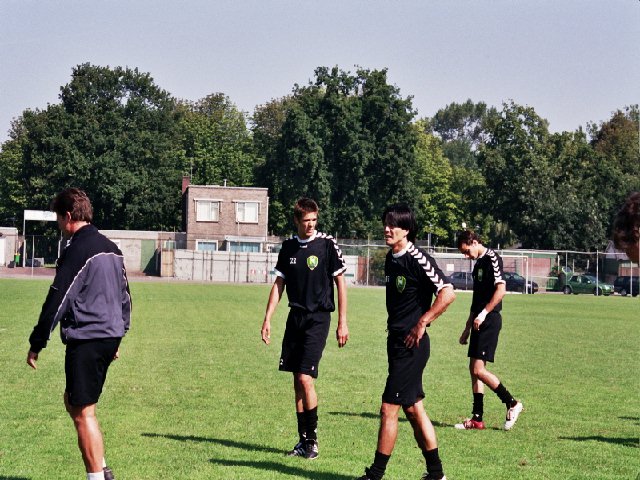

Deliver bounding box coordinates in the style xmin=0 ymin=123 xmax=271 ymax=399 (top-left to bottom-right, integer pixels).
xmin=478 ymin=268 xmax=484 ymax=282
xmin=396 ymin=276 xmax=406 ymax=293
xmin=307 ymin=255 xmax=319 ymax=270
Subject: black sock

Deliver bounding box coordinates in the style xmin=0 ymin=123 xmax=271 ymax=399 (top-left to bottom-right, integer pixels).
xmin=492 ymin=383 xmax=516 ymax=407
xmin=304 ymin=407 xmax=318 ymax=441
xmin=472 ymin=393 xmax=484 ymax=421
xmin=367 ymin=450 xmax=390 ymax=480
xmin=296 ymin=411 xmax=306 ymax=442
xmin=422 ymin=447 xmax=444 ymax=478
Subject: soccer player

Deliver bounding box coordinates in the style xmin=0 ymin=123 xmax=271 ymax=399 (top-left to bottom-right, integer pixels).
xmin=357 ymin=204 xmax=455 ymax=480
xmin=612 ymin=192 xmax=640 ymax=263
xmin=261 ymin=197 xmax=348 ymax=460
xmin=26 ymin=188 xmax=131 ymax=480
xmin=455 ymin=230 xmax=523 ymax=431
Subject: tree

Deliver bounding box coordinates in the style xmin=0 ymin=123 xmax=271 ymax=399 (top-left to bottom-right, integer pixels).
xmin=0 ymin=63 xmax=183 ymax=231
xmin=412 ymin=122 xmax=461 ymax=245
xmin=255 ymin=67 xmax=419 ymax=237
xmin=179 ymin=93 xmax=257 ymax=187
xmin=478 ymin=101 xmax=557 ymax=248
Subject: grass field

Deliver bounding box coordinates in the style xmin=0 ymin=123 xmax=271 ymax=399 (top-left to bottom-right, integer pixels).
xmin=0 ymin=278 xmax=638 ymax=479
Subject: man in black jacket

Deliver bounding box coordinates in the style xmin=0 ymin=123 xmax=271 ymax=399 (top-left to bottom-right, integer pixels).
xmin=27 ymin=188 xmax=131 ymax=480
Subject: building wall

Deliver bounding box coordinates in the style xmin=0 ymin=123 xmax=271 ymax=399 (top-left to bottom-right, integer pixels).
xmin=101 ymin=230 xmax=186 ymax=274
xmin=169 ymin=249 xmax=359 ymax=285
xmin=184 ymin=185 xmax=269 ymax=250
xmin=0 ymin=228 xmax=19 ymax=266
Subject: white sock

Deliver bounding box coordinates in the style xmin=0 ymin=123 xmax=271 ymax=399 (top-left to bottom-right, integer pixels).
xmin=102 ymin=458 xmax=107 ymax=468
xmin=87 ymin=472 xmax=105 ymax=480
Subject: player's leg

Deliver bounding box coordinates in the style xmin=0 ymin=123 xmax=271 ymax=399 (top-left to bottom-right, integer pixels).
xmin=64 ymin=394 xmax=105 ymax=476
xmin=403 ymin=400 xmax=445 ymax=479
xmin=356 ymin=402 xmax=400 ymax=480
xmin=65 ymin=339 xmax=119 ymax=478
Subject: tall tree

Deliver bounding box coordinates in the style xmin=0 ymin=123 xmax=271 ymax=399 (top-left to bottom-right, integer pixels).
xmin=255 ymin=67 xmax=418 ymax=237
xmin=179 ymin=93 xmax=257 ymax=187
xmin=1 ymin=63 xmax=183 ymax=230
xmin=413 ymin=122 xmax=461 ymax=245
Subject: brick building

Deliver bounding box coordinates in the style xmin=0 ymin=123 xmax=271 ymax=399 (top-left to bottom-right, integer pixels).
xmin=182 ymin=177 xmax=269 ymax=252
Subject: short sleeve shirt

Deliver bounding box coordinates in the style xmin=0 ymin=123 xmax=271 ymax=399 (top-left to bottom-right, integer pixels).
xmin=274 ymin=231 xmax=346 ymax=313
xmin=471 ymin=248 xmax=505 ymax=313
xmin=385 ymin=242 xmax=451 ymax=334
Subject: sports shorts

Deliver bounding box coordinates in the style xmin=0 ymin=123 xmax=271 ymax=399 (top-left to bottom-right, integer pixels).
xmin=382 ymin=332 xmax=430 ymax=406
xmin=279 ymin=309 xmax=331 ymax=379
xmin=467 ymin=311 xmax=502 ymax=363
xmin=65 ymin=338 xmax=121 ymax=406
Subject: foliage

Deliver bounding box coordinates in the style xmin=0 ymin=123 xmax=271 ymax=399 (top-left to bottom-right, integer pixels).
xmin=412 ymin=123 xmax=462 ymax=244
xmin=0 ymin=63 xmax=184 ymax=231
xmin=178 ymin=93 xmax=257 ymax=187
xmin=255 ymin=66 xmax=419 ymax=237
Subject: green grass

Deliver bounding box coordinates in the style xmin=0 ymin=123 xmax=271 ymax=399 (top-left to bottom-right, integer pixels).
xmin=0 ymin=280 xmax=638 ymax=479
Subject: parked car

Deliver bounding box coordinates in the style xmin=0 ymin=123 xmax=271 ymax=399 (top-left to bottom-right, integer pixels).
xmin=613 ymin=276 xmax=640 ymax=297
xmin=563 ymin=274 xmax=614 ymax=296
xmin=503 ymin=271 xmax=538 ymax=294
xmin=449 ymin=271 xmax=473 ymax=290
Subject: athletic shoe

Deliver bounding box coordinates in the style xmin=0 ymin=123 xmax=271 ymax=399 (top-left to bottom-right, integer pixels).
xmin=504 ymin=401 xmax=524 ymax=430
xmin=355 ymin=467 xmax=374 ymax=479
xmin=304 ymin=439 xmax=319 ymax=460
xmin=103 ymin=466 xmax=115 ymax=480
xmin=285 ymin=440 xmax=306 ymax=457
xmin=454 ymin=418 xmax=486 ymax=430
xmin=420 ymin=473 xmax=447 ymax=480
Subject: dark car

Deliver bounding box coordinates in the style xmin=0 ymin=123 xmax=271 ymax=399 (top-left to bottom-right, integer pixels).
xmin=613 ymin=276 xmax=639 ymax=296
xmin=503 ymin=271 xmax=538 ymax=294
xmin=449 ymin=271 xmax=473 ymax=290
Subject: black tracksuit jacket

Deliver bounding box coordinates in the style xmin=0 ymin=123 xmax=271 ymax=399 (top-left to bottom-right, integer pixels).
xmin=29 ymin=224 xmax=132 ymax=353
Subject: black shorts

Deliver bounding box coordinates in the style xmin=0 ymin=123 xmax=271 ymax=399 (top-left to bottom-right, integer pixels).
xmin=468 ymin=312 xmax=502 ymax=363
xmin=279 ymin=310 xmax=331 ymax=378
xmin=382 ymin=332 xmax=430 ymax=406
xmin=65 ymin=338 xmax=121 ymax=406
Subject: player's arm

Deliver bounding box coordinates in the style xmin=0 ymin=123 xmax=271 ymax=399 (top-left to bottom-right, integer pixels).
xmin=473 ymin=282 xmax=506 ymax=331
xmin=334 ymin=274 xmax=348 ymax=348
xmin=405 ymin=285 xmax=456 ymax=348
xmin=261 ymin=276 xmax=285 ymax=345
xmin=459 ymin=312 xmax=475 ymax=345
xmin=27 ymin=253 xmax=80 ymax=367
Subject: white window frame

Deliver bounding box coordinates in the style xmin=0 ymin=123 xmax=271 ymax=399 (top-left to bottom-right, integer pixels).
xmin=234 ymin=201 xmax=260 ymax=224
xmin=195 ymin=199 xmax=221 ymax=222
xmin=195 ymin=239 xmax=218 ymax=252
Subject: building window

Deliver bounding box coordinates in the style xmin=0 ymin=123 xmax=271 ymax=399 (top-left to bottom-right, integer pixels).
xmin=228 ymin=241 xmax=260 ymax=252
xmin=196 ymin=240 xmax=218 ymax=252
xmin=196 ymin=200 xmax=220 ymax=222
xmin=236 ymin=201 xmax=259 ymax=223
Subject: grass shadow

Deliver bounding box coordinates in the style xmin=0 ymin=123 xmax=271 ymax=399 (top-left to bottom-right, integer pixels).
xmin=328 ymin=411 xmax=456 ymax=428
xmin=141 ymin=433 xmax=282 ymax=454
xmin=559 ymin=435 xmax=639 ymax=448
xmin=210 ymin=459 xmax=354 ymax=480
xmin=0 ymin=477 xmax=31 ymax=480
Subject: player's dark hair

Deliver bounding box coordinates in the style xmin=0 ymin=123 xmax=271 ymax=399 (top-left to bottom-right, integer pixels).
xmin=294 ymin=197 xmax=319 ymax=221
xmin=457 ymin=230 xmax=480 ymax=249
xmin=51 ymin=188 xmax=93 ymax=223
xmin=612 ymin=192 xmax=640 ymax=250
xmin=382 ymin=203 xmax=418 ymax=243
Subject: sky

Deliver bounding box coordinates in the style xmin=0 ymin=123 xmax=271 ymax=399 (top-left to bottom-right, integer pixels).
xmin=1 ymin=0 xmax=638 ymax=143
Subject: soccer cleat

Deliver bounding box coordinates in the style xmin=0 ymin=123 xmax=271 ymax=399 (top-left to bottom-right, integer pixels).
xmin=420 ymin=473 xmax=447 ymax=480
xmin=504 ymin=401 xmax=524 ymax=430
xmin=304 ymin=439 xmax=319 ymax=459
xmin=103 ymin=466 xmax=115 ymax=480
xmin=454 ymin=418 xmax=486 ymax=430
xmin=285 ymin=440 xmax=306 ymax=457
